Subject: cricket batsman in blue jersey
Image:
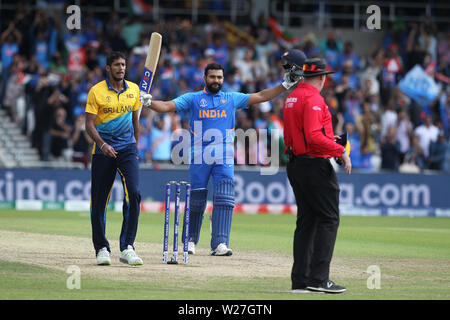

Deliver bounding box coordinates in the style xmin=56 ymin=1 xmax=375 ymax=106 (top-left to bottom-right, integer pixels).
xmin=140 ymin=51 xmax=305 ymax=256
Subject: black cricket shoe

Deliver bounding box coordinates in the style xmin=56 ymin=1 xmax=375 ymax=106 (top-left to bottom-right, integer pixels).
xmin=307 ymin=280 xmax=347 ymax=294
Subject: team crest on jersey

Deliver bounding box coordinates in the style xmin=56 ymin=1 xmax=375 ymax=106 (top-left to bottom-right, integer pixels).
xmin=220 ymin=99 xmax=227 ymax=105
xmin=127 ymin=94 xmax=134 ymax=99
xmin=106 ymin=96 xmax=111 ymax=103
xmin=199 ymin=99 xmax=208 ymax=108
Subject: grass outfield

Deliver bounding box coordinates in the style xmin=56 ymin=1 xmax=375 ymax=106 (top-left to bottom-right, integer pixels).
xmin=0 ymin=209 xmax=449 ymax=301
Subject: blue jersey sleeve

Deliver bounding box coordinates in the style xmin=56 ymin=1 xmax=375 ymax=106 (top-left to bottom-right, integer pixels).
xmin=173 ymin=92 xmax=194 ymax=112
xmin=231 ymin=92 xmax=250 ymax=110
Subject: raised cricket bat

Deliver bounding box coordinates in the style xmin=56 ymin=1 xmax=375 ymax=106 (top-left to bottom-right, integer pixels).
xmin=139 ymin=32 xmax=162 ymax=94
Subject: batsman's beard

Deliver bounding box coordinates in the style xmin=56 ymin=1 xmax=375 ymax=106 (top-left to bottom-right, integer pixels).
xmin=206 ymin=82 xmax=222 ymax=94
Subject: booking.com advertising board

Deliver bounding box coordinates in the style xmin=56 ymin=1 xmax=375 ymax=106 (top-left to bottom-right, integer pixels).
xmin=0 ymin=169 xmax=449 ymax=217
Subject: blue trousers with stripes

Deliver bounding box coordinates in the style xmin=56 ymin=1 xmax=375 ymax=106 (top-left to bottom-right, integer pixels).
xmin=90 ymin=143 xmax=141 ymax=254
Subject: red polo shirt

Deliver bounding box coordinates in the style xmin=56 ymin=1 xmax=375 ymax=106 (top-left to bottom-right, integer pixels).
xmin=283 ymin=83 xmax=344 ymax=158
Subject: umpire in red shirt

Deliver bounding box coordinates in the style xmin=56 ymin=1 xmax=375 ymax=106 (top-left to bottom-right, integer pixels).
xmin=282 ymin=56 xmax=351 ymax=294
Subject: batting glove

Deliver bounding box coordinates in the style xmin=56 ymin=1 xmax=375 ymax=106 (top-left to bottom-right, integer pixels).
xmin=281 ymin=71 xmax=303 ymax=90
xmin=139 ymin=91 xmax=152 ymax=107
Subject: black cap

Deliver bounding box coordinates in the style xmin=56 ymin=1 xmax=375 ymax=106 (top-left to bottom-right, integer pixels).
xmin=281 ymin=50 xmax=307 ymax=69
xmin=302 ymin=58 xmax=335 ymax=77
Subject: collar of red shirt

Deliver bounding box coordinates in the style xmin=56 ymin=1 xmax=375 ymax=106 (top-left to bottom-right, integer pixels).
xmin=297 ymin=82 xmax=320 ymax=94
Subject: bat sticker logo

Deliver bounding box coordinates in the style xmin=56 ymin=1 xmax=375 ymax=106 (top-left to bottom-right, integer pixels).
xmin=139 ymin=68 xmax=153 ymax=93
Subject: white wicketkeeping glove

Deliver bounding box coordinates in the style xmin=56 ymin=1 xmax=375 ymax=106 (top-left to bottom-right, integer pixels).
xmin=140 ymin=91 xmax=152 ymax=107
xmin=281 ymin=71 xmax=302 ymax=90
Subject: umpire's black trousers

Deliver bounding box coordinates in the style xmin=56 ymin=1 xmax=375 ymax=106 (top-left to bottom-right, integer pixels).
xmin=287 ymin=155 xmax=340 ymax=289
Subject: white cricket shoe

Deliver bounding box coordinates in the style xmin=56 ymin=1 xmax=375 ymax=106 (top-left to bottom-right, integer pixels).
xmin=96 ymin=247 xmax=111 ymax=265
xmin=188 ymin=241 xmax=196 ymax=255
xmin=210 ymin=243 xmax=233 ymax=256
xmin=120 ymin=245 xmax=143 ymax=266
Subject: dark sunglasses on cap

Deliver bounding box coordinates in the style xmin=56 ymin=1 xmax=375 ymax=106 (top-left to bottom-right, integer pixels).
xmin=303 ymin=64 xmax=325 ymax=72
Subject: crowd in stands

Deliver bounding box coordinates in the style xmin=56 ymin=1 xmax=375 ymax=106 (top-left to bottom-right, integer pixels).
xmin=0 ymin=3 xmax=449 ymax=173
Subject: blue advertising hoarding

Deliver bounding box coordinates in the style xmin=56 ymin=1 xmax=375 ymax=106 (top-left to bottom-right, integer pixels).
xmin=0 ymin=168 xmax=449 ymax=217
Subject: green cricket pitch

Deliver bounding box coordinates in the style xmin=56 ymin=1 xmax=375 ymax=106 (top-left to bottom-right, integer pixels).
xmin=0 ymin=209 xmax=449 ymax=300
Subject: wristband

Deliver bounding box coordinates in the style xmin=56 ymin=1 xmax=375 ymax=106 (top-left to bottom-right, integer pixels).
xmin=100 ymin=143 xmax=107 ymax=150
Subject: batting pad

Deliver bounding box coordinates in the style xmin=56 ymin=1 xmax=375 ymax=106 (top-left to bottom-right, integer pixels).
xmin=183 ymin=188 xmax=208 ymax=244
xmin=211 ymin=180 xmax=235 ymax=249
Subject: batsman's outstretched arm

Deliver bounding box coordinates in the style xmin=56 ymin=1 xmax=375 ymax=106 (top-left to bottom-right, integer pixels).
xmin=248 ymin=84 xmax=286 ymax=106
xmin=148 ymin=100 xmax=177 ymax=113
xmin=248 ymin=70 xmax=301 ymax=105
